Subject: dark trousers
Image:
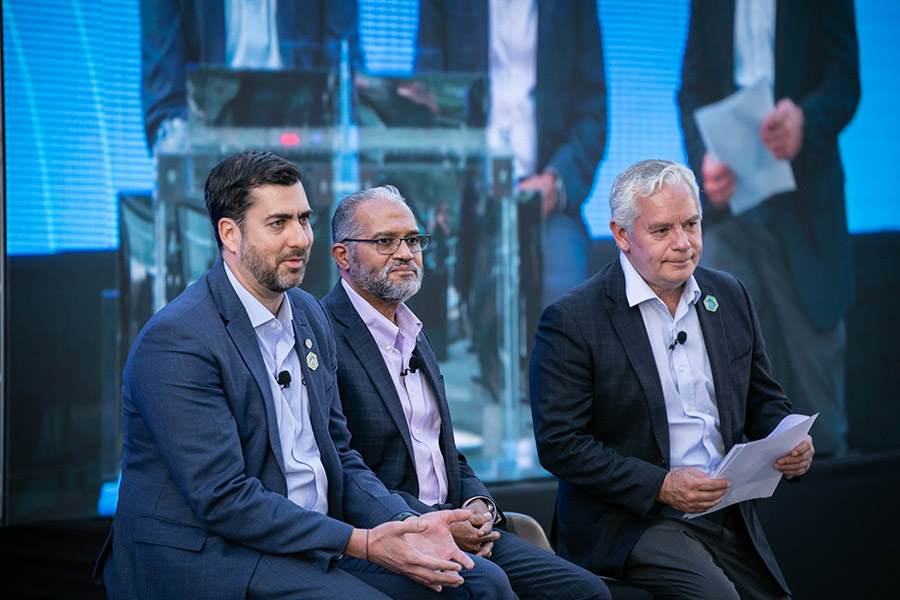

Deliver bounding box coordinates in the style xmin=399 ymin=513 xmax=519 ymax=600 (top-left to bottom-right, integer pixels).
xmin=623 ymin=513 xmax=788 ymax=600
xmin=246 ymin=551 xmax=516 ymax=599
xmin=490 ymin=529 xmax=610 ymax=600
xmin=702 ymin=213 xmax=848 ymax=454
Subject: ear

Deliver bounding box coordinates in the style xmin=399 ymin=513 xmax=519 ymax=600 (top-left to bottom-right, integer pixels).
xmin=331 ymin=243 xmax=351 ymax=272
xmin=610 ymin=220 xmax=630 ymax=253
xmin=218 ymin=218 xmax=241 ymax=255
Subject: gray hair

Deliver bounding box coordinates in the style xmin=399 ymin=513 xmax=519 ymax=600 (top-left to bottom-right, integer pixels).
xmin=609 ymin=159 xmax=700 ymax=234
xmin=332 ymin=185 xmax=410 ymax=244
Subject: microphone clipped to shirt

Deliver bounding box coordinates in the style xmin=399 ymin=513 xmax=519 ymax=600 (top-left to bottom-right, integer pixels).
xmin=399 ymin=355 xmax=422 ymax=377
xmin=668 ymin=331 xmax=688 ymax=351
xmin=277 ymin=370 xmax=292 ymax=389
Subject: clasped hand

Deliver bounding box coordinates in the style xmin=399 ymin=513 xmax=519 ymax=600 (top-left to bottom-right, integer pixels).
xmin=346 ymin=509 xmax=474 ymax=592
xmin=450 ymin=500 xmax=500 ymax=558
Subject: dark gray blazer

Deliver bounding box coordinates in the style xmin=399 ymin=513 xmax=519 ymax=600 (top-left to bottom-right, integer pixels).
xmin=322 ymin=281 xmax=493 ymax=515
xmin=95 ymin=260 xmax=411 ymax=599
xmin=530 ymin=258 xmax=793 ymax=593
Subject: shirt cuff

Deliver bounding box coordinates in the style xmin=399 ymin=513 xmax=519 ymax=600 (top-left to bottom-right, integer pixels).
xmin=543 ymin=166 xmax=567 ymax=213
xmin=463 ymin=496 xmax=500 ymax=524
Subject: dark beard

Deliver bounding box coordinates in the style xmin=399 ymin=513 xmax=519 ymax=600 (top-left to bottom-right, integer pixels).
xmin=242 ymin=240 xmax=308 ymax=293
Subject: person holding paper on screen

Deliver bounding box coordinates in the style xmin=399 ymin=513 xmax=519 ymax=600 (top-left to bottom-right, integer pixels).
xmin=530 ymin=159 xmax=814 ymax=599
xmin=677 ymin=0 xmax=860 ymax=455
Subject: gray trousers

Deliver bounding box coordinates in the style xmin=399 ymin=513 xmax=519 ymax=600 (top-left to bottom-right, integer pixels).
xmin=623 ymin=512 xmax=788 ymax=600
xmin=702 ymin=214 xmax=848 ymax=454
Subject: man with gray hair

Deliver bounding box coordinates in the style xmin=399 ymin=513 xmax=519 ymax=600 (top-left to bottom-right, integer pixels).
xmin=323 ymin=185 xmax=611 ymax=600
xmin=530 ymin=159 xmax=814 ymax=599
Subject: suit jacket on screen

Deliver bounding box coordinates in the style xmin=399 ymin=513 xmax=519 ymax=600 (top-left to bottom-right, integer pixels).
xmin=677 ymin=0 xmax=860 ymax=329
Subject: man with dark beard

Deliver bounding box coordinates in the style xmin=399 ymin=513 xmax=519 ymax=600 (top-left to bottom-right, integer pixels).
xmin=94 ymin=153 xmax=518 ymax=600
xmin=322 ymin=185 xmax=610 ymax=600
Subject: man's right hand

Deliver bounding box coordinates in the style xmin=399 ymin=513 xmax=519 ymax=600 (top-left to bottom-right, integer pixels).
xmin=448 ymin=510 xmax=500 ymax=557
xmin=657 ymin=467 xmax=730 ymax=513
xmin=345 ymin=509 xmax=475 ymax=592
xmin=701 ymin=152 xmax=736 ymax=209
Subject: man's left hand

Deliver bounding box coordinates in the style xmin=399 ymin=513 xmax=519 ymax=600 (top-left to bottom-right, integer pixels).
xmin=774 ymin=434 xmax=815 ymax=477
xmin=519 ymin=173 xmax=558 ymax=218
xmin=761 ymin=98 xmax=805 ymax=161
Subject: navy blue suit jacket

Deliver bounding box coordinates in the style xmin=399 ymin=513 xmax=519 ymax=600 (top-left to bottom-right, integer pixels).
xmin=140 ymin=0 xmax=359 ymax=147
xmin=95 ymin=260 xmax=412 ymax=599
xmin=415 ymin=0 xmax=607 ymax=221
xmin=322 ymin=281 xmax=494 ymax=515
xmin=530 ymin=259 xmax=793 ymax=592
xmin=678 ymin=0 xmax=860 ymax=329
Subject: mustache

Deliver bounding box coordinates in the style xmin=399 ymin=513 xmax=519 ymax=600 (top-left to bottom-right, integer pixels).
xmin=387 ymin=259 xmax=421 ymax=274
xmin=279 ymin=250 xmax=308 ymax=262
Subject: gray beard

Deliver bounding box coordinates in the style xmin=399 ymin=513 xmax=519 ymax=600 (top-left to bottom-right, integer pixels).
xmin=350 ymin=251 xmax=423 ymax=304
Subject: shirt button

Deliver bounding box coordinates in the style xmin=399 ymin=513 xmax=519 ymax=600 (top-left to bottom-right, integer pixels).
xmin=386 ymin=344 xmax=392 ymax=351
xmin=679 ymin=365 xmax=685 ymax=372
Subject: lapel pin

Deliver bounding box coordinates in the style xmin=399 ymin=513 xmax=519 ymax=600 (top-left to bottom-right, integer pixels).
xmin=305 ymin=338 xmax=312 ymax=349
xmin=306 ymin=351 xmax=319 ymax=371
xmin=703 ymin=295 xmax=719 ymax=312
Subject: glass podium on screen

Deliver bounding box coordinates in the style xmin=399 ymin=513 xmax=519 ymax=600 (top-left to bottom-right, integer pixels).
xmin=356 ymin=71 xmax=546 ymax=481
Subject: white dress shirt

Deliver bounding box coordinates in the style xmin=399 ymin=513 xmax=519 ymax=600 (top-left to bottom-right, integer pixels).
xmin=734 ymin=0 xmax=775 ymax=89
xmin=342 ymin=279 xmax=449 ymax=506
xmin=487 ymin=0 xmax=538 ymax=179
xmin=225 ymin=0 xmax=283 ymax=69
xmin=225 ymin=262 xmax=328 ymax=513
xmin=620 ymin=253 xmax=726 ymax=473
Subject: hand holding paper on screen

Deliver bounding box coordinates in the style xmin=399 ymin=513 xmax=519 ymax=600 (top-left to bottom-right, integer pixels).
xmin=684 ymin=413 xmax=818 ymax=519
xmin=693 ymin=79 xmax=797 ymax=214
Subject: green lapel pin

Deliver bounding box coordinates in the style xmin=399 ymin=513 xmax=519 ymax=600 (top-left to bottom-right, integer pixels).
xmin=306 ymin=351 xmax=319 ymax=371
xmin=703 ymin=295 xmax=719 ymax=312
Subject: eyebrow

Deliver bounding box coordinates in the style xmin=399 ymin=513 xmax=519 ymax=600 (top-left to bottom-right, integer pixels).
xmin=647 ymin=214 xmax=700 ymax=229
xmin=371 ymin=229 xmax=422 ymax=238
xmin=268 ymin=209 xmax=313 ymax=220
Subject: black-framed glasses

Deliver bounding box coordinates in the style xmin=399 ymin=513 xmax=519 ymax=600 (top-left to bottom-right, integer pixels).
xmin=341 ymin=234 xmax=431 ymax=255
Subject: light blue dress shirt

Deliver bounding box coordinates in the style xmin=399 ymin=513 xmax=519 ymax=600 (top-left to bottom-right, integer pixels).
xmin=225 ymin=262 xmax=328 ymax=513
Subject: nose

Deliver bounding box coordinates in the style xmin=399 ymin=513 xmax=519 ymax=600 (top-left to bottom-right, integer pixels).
xmin=287 ymin=220 xmax=312 ymax=250
xmin=671 ymin=227 xmax=691 ymax=251
xmin=392 ymin=238 xmax=415 ymax=260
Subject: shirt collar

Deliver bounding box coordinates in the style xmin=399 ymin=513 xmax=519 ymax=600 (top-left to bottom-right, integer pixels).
xmin=341 ymin=278 xmax=423 ymax=353
xmin=224 ymin=260 xmax=294 ymax=331
xmin=619 ymin=251 xmax=701 ymax=309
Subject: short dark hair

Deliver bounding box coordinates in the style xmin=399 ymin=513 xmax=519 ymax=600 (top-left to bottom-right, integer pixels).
xmin=204 ymin=151 xmax=303 ymax=249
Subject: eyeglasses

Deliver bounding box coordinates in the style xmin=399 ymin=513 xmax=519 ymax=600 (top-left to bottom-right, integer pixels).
xmin=341 ymin=234 xmax=431 ymax=255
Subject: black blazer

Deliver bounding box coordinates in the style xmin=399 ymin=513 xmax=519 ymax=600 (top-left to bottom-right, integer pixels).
xmin=530 ymin=259 xmax=793 ymax=592
xmin=678 ymin=0 xmax=860 ymax=329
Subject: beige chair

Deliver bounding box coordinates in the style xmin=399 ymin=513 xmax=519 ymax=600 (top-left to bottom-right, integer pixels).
xmin=503 ymin=511 xmax=553 ymax=552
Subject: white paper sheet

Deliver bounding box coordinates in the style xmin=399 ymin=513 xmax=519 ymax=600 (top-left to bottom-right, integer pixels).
xmin=684 ymin=413 xmax=818 ymax=519
xmin=693 ymin=79 xmax=796 ymax=214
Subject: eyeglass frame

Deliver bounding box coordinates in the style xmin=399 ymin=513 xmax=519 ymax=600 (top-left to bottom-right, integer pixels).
xmin=340 ymin=234 xmax=431 ymax=255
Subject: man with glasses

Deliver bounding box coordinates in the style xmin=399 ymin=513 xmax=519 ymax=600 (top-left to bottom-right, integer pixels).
xmin=95 ymin=153 xmax=516 ymax=600
xmin=322 ymin=185 xmax=611 ymax=600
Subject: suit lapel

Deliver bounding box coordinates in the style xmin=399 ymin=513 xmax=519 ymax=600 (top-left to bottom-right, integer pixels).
xmin=606 ymin=260 xmax=671 ymax=463
xmin=694 ymin=272 xmax=735 ymax=449
xmin=328 ymin=284 xmax=418 ymax=470
xmin=288 ymin=296 xmax=344 ymax=506
xmin=207 ymin=261 xmax=287 ymax=476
